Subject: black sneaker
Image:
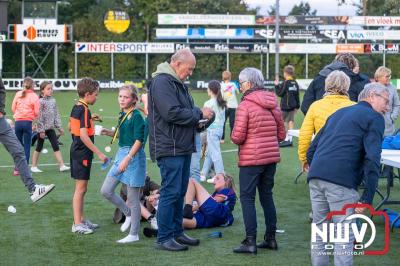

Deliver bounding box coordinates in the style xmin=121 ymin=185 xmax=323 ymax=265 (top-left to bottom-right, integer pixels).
xmin=279 ymin=140 xmax=293 ymax=147
xmin=143 ymin=227 xmax=158 ymax=238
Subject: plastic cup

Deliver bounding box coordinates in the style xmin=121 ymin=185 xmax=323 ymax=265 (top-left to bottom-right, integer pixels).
xmin=208 ymin=231 xmax=222 ymax=238
xmin=101 ymin=157 xmax=112 ymax=170
xmin=94 ymin=125 xmax=103 ymax=136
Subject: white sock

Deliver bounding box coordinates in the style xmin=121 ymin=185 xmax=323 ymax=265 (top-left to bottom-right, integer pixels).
xmin=117 ymin=234 xmax=139 ymax=243
xmin=288 ymin=135 xmax=293 ymax=142
xmin=285 ymin=134 xmax=290 ymax=141
xmin=120 ymin=216 xmax=131 ymax=232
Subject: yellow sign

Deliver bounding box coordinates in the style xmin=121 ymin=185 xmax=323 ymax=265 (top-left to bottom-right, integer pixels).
xmin=104 ymin=10 xmax=130 ymax=34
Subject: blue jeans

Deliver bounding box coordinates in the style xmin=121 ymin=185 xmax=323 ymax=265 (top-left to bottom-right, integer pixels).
xmin=190 ymin=133 xmax=201 ymax=182
xmin=156 ymin=155 xmax=191 ymax=243
xmin=14 ymin=120 xmax=32 ymax=164
xmin=202 ymin=128 xmax=224 ymax=177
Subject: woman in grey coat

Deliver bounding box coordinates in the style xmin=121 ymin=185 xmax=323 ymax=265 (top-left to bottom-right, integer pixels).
xmin=374 ymin=66 xmax=400 ymax=184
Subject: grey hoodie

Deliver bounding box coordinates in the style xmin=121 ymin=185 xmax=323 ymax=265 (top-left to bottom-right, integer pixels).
xmin=152 ymin=62 xmax=181 ymax=81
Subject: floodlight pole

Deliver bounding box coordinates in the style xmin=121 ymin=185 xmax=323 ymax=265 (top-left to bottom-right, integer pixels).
xmin=21 ymin=1 xmax=25 ymax=77
xmin=0 ymin=42 xmax=2 ymax=77
xmin=274 ymin=0 xmax=279 ymax=80
xmin=54 ymin=1 xmax=58 ymax=78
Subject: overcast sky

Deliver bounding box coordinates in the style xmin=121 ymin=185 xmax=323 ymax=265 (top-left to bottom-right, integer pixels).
xmin=244 ymin=0 xmax=359 ymax=16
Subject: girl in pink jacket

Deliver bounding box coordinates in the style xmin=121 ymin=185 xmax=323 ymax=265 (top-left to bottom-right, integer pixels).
xmin=12 ymin=77 xmax=39 ymax=174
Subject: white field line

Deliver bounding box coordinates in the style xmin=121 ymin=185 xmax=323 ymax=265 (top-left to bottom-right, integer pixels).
xmin=0 ymin=148 xmax=238 ymax=168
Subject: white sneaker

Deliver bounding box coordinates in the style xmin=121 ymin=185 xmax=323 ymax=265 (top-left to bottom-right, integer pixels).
xmin=59 ymin=165 xmax=70 ymax=172
xmin=83 ymin=219 xmax=99 ymax=230
xmin=72 ymin=223 xmax=93 ymax=234
xmin=30 ymin=184 xmax=55 ymax=203
xmin=117 ymin=234 xmax=139 ymax=243
xmin=206 ymin=177 xmax=215 ymax=184
xmin=200 ymin=175 xmax=206 ymax=182
xmin=120 ymin=216 xmax=131 ymax=232
xmin=30 ymin=166 xmax=43 ymax=173
xmin=149 ymin=216 xmax=158 ymax=230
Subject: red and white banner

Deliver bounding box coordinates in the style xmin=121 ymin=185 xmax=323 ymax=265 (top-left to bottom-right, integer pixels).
xmin=349 ymin=16 xmax=400 ymax=26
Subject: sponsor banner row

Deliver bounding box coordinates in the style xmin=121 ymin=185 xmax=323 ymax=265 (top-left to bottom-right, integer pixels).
xmin=3 ymin=79 xmax=400 ymax=91
xmin=75 ymin=42 xmax=175 ymax=53
xmin=158 ymin=14 xmax=400 ymax=26
xmin=2 ymin=78 xmax=310 ymax=90
xmin=2 ymin=79 xmax=147 ymax=90
xmin=157 ymin=28 xmax=400 ymax=41
xmin=156 ymin=28 xmax=254 ymax=39
xmin=74 ymin=42 xmax=400 ymax=54
xmin=175 ymin=43 xmax=268 ymax=53
xmin=10 ymin=24 xmax=71 ymax=43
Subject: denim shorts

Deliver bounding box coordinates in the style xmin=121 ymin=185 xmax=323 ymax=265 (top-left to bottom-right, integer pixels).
xmin=107 ymin=146 xmax=146 ymax=187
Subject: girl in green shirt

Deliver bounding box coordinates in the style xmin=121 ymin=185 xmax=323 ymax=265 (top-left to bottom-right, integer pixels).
xmin=100 ymin=85 xmax=146 ymax=244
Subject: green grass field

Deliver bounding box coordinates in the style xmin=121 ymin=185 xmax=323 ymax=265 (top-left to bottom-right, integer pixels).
xmin=0 ymin=90 xmax=399 ymax=265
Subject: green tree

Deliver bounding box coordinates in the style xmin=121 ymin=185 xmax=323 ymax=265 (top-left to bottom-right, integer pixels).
xmin=289 ymin=1 xmax=317 ymax=15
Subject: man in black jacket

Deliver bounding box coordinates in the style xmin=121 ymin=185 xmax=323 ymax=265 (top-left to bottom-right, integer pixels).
xmin=301 ymin=53 xmax=367 ymax=115
xmin=148 ymin=48 xmax=213 ymax=251
xmin=0 ymin=78 xmax=55 ymax=203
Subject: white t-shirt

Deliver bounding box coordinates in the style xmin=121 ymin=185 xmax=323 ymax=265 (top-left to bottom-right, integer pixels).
xmin=220 ymin=81 xmax=239 ymax=108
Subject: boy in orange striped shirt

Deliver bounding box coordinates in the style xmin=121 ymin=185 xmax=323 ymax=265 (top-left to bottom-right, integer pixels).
xmin=69 ymin=77 xmax=107 ymax=234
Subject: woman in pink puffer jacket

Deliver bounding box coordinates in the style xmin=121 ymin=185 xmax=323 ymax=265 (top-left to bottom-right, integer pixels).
xmin=232 ymin=68 xmax=285 ymax=255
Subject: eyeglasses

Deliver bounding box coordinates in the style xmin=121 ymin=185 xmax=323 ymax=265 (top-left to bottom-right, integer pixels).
xmin=375 ymin=93 xmax=389 ymax=105
xmin=239 ymin=81 xmax=248 ymax=87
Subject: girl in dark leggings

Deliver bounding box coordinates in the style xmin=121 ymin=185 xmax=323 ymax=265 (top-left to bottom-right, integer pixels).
xmin=31 ymin=81 xmax=69 ymax=173
xmin=11 ymin=77 xmax=39 ymax=175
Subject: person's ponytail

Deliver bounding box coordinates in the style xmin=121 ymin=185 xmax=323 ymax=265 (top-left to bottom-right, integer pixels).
xmin=208 ymin=80 xmax=226 ymax=109
xmin=21 ymin=77 xmax=35 ymax=98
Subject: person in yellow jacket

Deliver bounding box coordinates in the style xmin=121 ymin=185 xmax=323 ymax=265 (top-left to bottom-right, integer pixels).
xmin=298 ymin=70 xmax=356 ymax=171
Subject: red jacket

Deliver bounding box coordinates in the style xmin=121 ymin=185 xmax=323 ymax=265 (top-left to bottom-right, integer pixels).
xmin=231 ymin=89 xmax=286 ymax=167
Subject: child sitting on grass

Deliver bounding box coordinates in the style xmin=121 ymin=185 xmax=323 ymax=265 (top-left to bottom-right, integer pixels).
xmin=143 ymin=174 xmax=236 ymax=237
xmin=183 ymin=174 xmax=236 ymax=229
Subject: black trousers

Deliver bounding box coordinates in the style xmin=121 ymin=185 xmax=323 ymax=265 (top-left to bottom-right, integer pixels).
xmin=239 ymin=163 xmax=277 ymax=238
xmin=222 ymin=108 xmax=236 ymax=140
xmin=35 ymin=129 xmax=60 ymax=152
